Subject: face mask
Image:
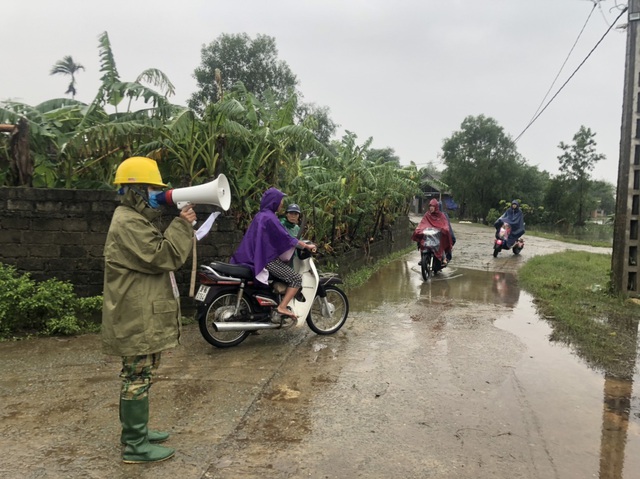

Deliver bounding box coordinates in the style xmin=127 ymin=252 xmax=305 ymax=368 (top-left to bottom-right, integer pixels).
xmin=148 ymin=190 xmax=162 ymax=209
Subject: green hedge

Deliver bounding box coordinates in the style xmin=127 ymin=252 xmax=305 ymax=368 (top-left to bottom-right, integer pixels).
xmin=0 ymin=263 xmax=102 ymax=339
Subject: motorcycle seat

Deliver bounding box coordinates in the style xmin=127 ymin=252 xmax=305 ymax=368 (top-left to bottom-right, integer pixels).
xmin=208 ymin=261 xmax=254 ymax=280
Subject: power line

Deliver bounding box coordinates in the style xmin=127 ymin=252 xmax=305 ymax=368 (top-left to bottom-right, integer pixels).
xmin=611 ymin=1 xmax=628 ymax=13
xmin=514 ymin=5 xmax=628 ymax=143
xmin=523 ymin=2 xmax=597 ymax=130
xmin=595 ymin=0 xmax=611 ymax=27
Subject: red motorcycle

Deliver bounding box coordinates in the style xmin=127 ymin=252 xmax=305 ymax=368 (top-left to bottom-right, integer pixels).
xmin=493 ymin=223 xmax=524 ymax=257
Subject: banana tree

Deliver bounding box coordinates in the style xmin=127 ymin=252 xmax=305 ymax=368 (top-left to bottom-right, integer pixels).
xmin=0 ymin=99 xmax=72 ymax=187
xmin=58 ymin=31 xmax=180 ymax=188
xmin=140 ymin=99 xmax=251 ymax=188
xmin=365 ymin=162 xmax=420 ymax=240
xmin=290 ymin=164 xmax=342 ymax=249
xmin=222 ymin=85 xmax=332 ymax=227
xmin=293 ymin=131 xmax=419 ymax=251
xmin=2 ymin=31 xmax=181 ymax=189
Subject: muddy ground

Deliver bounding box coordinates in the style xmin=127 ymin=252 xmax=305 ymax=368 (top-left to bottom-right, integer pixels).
xmin=0 ymin=222 xmax=627 ymax=479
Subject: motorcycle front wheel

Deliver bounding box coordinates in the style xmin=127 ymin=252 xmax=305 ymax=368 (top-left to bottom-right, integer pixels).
xmin=492 ymin=246 xmax=500 ymax=258
xmin=306 ymin=286 xmax=349 ymax=335
xmin=198 ymin=293 xmax=251 ymax=348
xmin=421 ymin=252 xmax=431 ymax=281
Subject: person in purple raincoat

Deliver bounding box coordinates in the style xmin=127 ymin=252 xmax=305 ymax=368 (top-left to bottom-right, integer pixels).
xmin=231 ymin=188 xmax=316 ymax=319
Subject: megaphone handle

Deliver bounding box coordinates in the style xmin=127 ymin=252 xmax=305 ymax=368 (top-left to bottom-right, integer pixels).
xmin=180 ymin=203 xmax=197 ymax=227
xmin=189 ymin=236 xmax=197 ymax=297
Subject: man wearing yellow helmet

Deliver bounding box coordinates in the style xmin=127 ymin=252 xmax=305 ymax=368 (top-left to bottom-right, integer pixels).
xmin=102 ymin=156 xmax=196 ymax=464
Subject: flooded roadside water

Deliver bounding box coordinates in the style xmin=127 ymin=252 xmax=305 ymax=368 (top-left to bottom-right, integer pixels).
xmin=1 ymin=222 xmax=637 ymax=478
xmin=497 ymin=298 xmax=640 ymax=479
xmin=349 ymin=254 xmax=640 ymax=479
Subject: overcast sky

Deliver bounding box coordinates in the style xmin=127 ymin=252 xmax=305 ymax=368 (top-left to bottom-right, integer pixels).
xmin=1 ymin=0 xmax=630 ymax=185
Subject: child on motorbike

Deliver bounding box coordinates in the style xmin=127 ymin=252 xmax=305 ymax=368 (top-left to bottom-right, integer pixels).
xmin=412 ymin=198 xmax=454 ymax=265
xmin=231 ymin=188 xmax=316 ymax=320
xmin=494 ymin=200 xmax=525 ymax=249
xmin=280 ymin=203 xmax=301 ymax=238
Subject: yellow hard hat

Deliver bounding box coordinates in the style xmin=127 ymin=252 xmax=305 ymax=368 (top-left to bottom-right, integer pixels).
xmin=114 ymin=156 xmax=166 ymax=187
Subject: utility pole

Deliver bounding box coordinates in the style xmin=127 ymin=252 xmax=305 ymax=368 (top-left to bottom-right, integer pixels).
xmin=612 ymin=1 xmax=640 ymax=297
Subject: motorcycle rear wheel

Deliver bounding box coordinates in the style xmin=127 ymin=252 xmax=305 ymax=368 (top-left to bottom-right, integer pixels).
xmin=512 ymin=246 xmax=522 ymax=255
xmin=421 ymin=253 xmax=431 ymax=281
xmin=306 ymin=286 xmax=349 ymax=335
xmin=198 ymin=293 xmax=251 ymax=348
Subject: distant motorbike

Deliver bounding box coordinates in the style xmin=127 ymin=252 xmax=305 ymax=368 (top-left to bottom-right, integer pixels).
xmin=493 ymin=222 xmax=525 ymax=257
xmin=194 ymin=245 xmax=349 ymax=348
xmin=417 ymin=227 xmax=446 ymax=281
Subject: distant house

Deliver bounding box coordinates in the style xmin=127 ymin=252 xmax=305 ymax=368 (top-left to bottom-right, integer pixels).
xmin=589 ymin=207 xmax=610 ymax=225
xmin=412 ymin=172 xmax=458 ymax=216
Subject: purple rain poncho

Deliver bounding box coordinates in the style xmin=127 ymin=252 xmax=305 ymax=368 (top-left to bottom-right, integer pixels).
xmin=230 ymin=188 xmax=298 ymax=284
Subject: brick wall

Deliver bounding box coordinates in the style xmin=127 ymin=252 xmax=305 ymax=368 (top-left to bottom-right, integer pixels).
xmin=0 ymin=187 xmax=242 ymax=299
xmin=327 ymin=218 xmax=414 ymax=276
xmin=0 ymin=187 xmax=413 ymax=302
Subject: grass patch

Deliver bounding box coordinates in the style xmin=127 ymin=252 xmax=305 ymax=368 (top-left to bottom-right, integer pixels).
xmin=524 ymin=230 xmax=611 ymax=248
xmin=519 ymin=251 xmax=640 ymax=378
xmin=343 ymin=245 xmax=415 ymax=290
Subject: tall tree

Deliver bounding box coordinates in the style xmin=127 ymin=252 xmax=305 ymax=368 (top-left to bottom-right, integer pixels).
xmin=366 ymin=147 xmax=401 ymax=166
xmin=50 ymin=55 xmax=85 ymax=99
xmin=295 ymin=102 xmax=338 ymax=146
xmin=557 ymin=125 xmax=605 ymax=225
xmin=514 ymin=164 xmax=549 ymax=209
xmin=441 ymin=115 xmax=524 ymax=221
xmin=543 ymin=176 xmax=573 ymax=224
xmin=188 ymin=33 xmax=298 ymax=114
xmin=590 ymin=180 xmax=616 ymax=216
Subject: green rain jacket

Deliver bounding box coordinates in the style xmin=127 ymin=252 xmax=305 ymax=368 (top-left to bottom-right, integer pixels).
xmin=279 ymin=217 xmax=300 ymax=238
xmin=101 ymin=190 xmax=194 ymax=356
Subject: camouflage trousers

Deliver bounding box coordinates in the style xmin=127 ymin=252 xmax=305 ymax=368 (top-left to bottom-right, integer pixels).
xmin=119 ymin=353 xmax=161 ymax=400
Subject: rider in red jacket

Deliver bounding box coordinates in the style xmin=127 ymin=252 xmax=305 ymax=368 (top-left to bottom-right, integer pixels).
xmin=412 ymin=198 xmax=454 ymax=264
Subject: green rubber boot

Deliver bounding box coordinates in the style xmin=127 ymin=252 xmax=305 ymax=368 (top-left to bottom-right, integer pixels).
xmin=120 ymin=399 xmax=169 ymax=444
xmin=120 ymin=397 xmax=175 ymax=464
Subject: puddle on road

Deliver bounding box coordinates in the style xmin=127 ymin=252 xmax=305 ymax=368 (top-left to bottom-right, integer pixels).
xmin=496 ymin=299 xmax=640 ymax=479
xmin=348 ymin=255 xmax=640 ymax=479
xmin=349 ymin=257 xmax=521 ymax=311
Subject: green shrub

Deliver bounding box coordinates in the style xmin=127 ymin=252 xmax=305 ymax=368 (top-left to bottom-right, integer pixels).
xmin=0 ymin=263 xmax=103 ymax=338
xmin=486 ymin=208 xmax=500 ymax=225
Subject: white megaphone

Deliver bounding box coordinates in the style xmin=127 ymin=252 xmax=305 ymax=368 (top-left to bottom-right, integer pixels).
xmin=159 ymin=174 xmax=231 ymax=211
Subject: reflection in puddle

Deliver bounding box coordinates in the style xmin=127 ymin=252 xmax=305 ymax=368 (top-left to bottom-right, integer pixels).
xmin=349 ymin=257 xmax=520 ymax=311
xmin=600 ymin=376 xmax=634 ymax=478
xmin=348 ymin=254 xmax=640 ymax=478
xmin=417 ymin=268 xmax=521 ymax=308
xmin=497 ymin=298 xmax=640 ymax=479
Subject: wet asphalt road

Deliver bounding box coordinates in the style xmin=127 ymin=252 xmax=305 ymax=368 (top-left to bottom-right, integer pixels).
xmin=1 ymin=222 xmax=634 ymax=479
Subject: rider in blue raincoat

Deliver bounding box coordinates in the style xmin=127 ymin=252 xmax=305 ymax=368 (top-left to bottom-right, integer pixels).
xmin=494 ymin=200 xmax=525 ymax=248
